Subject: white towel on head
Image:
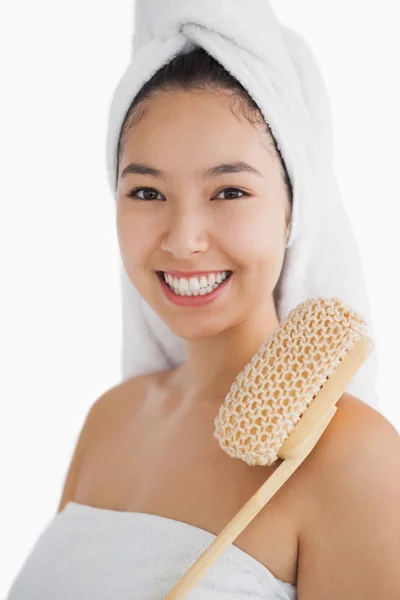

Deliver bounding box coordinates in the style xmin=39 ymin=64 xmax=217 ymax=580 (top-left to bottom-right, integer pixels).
xmin=105 ymin=0 xmax=380 ymax=409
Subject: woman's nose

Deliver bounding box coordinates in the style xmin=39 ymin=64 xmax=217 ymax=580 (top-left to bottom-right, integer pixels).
xmin=160 ymin=208 xmax=209 ymax=258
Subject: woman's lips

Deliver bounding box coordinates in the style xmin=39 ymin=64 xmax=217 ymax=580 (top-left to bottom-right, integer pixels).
xmin=157 ymin=271 xmax=232 ymax=307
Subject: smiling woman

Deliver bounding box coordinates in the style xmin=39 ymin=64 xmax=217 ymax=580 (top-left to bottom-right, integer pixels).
xmin=114 ymin=49 xmax=292 ymax=347
xmin=5 ymin=2 xmax=399 ymax=600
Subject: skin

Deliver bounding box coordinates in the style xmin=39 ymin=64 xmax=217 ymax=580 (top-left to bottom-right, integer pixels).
xmin=116 ymin=89 xmax=291 ymax=404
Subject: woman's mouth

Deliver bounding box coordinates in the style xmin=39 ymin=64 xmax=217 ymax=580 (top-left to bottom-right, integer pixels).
xmin=156 ymin=270 xmax=233 ymax=306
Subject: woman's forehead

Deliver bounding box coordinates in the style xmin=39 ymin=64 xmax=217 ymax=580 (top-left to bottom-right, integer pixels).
xmin=126 ymin=90 xmax=261 ymax=140
xmin=121 ymin=94 xmax=272 ymax=172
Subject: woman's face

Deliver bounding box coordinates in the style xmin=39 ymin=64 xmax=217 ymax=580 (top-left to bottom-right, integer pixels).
xmin=116 ymin=90 xmax=289 ymax=339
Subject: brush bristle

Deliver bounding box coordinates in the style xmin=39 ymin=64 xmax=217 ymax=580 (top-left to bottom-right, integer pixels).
xmin=213 ymin=297 xmax=367 ymax=466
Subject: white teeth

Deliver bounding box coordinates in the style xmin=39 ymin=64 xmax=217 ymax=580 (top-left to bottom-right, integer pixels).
xmin=162 ymin=271 xmax=231 ymax=296
xmin=207 ymin=273 xmax=216 ymax=286
xmin=189 ymin=277 xmax=200 ymax=292
xmin=199 ymin=275 xmax=208 ymax=288
xmin=179 ymin=278 xmax=189 ymax=292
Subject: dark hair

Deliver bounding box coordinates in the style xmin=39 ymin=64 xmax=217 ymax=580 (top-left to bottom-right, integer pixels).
xmin=116 ymin=46 xmax=292 ymax=226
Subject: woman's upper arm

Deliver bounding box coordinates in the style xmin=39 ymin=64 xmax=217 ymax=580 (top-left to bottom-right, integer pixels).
xmin=296 ymin=396 xmax=400 ymax=599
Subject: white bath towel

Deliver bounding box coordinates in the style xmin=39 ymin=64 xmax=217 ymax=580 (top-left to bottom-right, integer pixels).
xmin=5 ymin=502 xmax=297 ymax=599
xmin=105 ymin=0 xmax=380 ymax=409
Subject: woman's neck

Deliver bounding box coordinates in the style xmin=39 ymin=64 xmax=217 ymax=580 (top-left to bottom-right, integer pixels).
xmin=172 ymin=301 xmax=281 ymax=405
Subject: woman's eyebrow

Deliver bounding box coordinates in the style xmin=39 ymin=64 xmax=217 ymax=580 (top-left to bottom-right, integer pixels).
xmin=203 ymin=161 xmax=263 ymax=178
xmin=120 ymin=161 xmax=263 ymax=180
xmin=120 ymin=162 xmax=167 ymax=180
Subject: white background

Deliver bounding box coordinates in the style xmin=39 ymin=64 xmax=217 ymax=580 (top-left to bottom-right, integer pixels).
xmin=1 ymin=1 xmax=399 ymax=596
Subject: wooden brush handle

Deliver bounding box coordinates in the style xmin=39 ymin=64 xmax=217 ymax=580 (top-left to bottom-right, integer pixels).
xmin=163 ymin=405 xmax=337 ymax=600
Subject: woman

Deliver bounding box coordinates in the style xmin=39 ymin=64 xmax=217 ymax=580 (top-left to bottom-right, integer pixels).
xmin=6 ymin=11 xmax=400 ymax=600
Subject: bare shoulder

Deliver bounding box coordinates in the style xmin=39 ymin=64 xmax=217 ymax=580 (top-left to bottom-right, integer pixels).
xmin=56 ymin=371 xmax=165 ymax=514
xmin=86 ymin=370 xmax=169 ymax=423
xmin=296 ymin=393 xmax=400 ymax=598
xmin=300 ymin=393 xmax=399 ymax=487
xmin=92 ymin=373 xmax=158 ymax=420
xmin=70 ymin=373 xmax=153 ymax=433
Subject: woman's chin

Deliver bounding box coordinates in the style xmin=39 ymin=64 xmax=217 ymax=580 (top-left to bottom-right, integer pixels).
xmin=161 ymin=318 xmax=230 ymax=341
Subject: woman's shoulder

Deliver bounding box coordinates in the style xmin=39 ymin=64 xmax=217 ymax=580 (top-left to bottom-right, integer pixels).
xmin=56 ymin=371 xmax=170 ymax=513
xmin=96 ymin=369 xmax=172 ymax=418
xmin=304 ymin=392 xmax=398 ymax=479
xmin=297 ymin=392 xmax=399 ymax=505
xmin=295 ymin=393 xmax=400 ymax=597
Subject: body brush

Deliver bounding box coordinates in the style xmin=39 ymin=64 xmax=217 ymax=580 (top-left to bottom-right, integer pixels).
xmin=163 ymin=296 xmax=374 ymax=599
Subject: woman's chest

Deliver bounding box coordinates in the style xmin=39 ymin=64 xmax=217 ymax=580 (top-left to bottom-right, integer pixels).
xmin=75 ymin=385 xmax=300 ymax=586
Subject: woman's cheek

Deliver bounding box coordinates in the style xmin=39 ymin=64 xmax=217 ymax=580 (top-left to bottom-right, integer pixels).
xmin=226 ymin=211 xmax=286 ymax=290
xmin=222 ymin=210 xmax=276 ymax=258
xmin=117 ymin=215 xmax=150 ymax=280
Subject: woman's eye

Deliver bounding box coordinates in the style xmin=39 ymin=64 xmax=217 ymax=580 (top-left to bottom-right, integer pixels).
xmin=214 ymin=187 xmax=249 ymax=200
xmin=127 ymin=187 xmax=164 ymax=201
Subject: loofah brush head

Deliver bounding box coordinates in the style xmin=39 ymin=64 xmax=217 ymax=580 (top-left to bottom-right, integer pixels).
xmin=213 ymin=296 xmax=368 ymax=467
